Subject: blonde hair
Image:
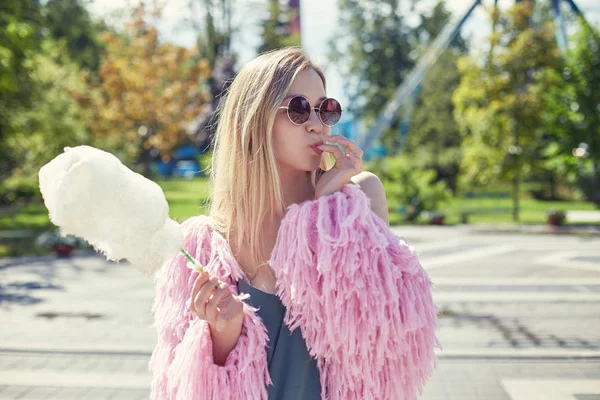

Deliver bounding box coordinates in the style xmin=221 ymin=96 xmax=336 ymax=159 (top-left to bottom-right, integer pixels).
xmin=209 ymin=47 xmax=333 ymax=267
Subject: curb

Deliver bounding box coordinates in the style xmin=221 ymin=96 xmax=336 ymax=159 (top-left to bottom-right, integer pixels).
xmin=468 ymin=225 xmax=600 ymax=237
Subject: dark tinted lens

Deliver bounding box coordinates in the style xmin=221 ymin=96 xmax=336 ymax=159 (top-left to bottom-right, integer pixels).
xmin=287 ymin=96 xmax=311 ymax=124
xmin=319 ymin=98 xmax=342 ymax=126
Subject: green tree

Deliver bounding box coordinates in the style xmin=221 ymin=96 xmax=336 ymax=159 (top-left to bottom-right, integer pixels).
xmin=406 ymin=51 xmax=462 ymax=193
xmin=566 ymin=25 xmax=600 ymax=205
xmin=2 ymin=39 xmax=90 ymax=202
xmin=0 ymin=0 xmax=43 ymax=180
xmin=258 ymin=0 xmax=300 ymax=53
xmin=405 ymin=1 xmax=466 ymax=194
xmin=184 ymin=0 xmax=237 ymax=147
xmin=43 ymin=0 xmax=107 ymax=72
xmin=187 ymin=0 xmax=234 ymax=70
xmin=0 ymin=0 xmax=105 ymax=183
xmin=541 ymin=24 xmax=600 ymax=205
xmin=452 ymin=3 xmax=564 ymax=221
xmin=368 ymin=154 xmax=452 ymax=223
xmin=77 ymin=4 xmax=212 ymax=176
xmin=410 ymin=0 xmax=467 ymax=53
xmin=331 ymin=0 xmax=414 ymax=152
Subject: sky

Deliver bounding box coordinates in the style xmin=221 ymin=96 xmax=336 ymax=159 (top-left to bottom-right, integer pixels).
xmin=88 ymin=0 xmax=600 ymax=107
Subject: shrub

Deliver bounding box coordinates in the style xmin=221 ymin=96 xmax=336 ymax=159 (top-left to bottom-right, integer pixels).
xmin=368 ymin=155 xmax=452 ymax=223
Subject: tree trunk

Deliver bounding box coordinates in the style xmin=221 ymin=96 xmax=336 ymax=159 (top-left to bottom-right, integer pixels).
xmin=512 ymin=173 xmax=520 ymax=223
xmin=593 ymin=159 xmax=600 ymax=208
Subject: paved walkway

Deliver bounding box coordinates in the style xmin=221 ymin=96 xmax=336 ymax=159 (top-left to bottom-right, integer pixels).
xmin=0 ymin=227 xmax=599 ymax=399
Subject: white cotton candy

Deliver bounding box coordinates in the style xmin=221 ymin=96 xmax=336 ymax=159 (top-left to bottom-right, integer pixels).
xmin=38 ymin=145 xmax=183 ymax=274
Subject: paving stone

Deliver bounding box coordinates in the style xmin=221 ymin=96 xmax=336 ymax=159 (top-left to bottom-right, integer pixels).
xmin=1 ymin=229 xmax=599 ymax=399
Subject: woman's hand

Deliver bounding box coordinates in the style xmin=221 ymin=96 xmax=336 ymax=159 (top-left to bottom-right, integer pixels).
xmin=189 ymin=271 xmax=244 ymax=333
xmin=315 ymin=135 xmax=364 ymax=198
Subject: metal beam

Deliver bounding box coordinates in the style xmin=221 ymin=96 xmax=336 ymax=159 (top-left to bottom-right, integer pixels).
xmin=359 ymin=0 xmax=483 ymax=153
xmin=552 ymin=0 xmax=568 ymax=53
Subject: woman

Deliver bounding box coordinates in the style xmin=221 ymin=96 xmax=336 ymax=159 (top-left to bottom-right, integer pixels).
xmin=150 ymin=47 xmax=440 ymax=400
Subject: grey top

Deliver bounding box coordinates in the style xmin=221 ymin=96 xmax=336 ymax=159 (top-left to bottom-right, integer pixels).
xmin=237 ymin=279 xmax=322 ymax=400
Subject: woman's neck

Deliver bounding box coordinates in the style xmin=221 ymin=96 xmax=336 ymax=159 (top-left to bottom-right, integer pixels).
xmin=279 ymin=169 xmax=315 ymax=208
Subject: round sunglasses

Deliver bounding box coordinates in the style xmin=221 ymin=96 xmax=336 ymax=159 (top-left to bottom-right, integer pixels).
xmin=278 ymin=95 xmax=343 ymax=127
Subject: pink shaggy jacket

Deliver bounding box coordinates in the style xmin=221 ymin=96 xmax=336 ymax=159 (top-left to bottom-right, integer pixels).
xmin=149 ymin=183 xmax=440 ymax=400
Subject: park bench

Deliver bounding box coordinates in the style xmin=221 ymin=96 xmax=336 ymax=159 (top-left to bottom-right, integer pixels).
xmin=459 ymin=191 xmax=512 ymax=224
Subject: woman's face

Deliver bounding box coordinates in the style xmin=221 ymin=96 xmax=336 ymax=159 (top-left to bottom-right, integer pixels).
xmin=272 ymin=68 xmax=331 ymax=173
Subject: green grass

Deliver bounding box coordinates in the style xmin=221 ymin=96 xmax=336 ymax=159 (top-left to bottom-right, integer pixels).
xmin=157 ymin=178 xmax=211 ymax=222
xmin=0 ymin=177 xmax=212 ymax=257
xmin=435 ymin=196 xmax=597 ymax=225
xmin=0 ymin=177 xmax=212 ymax=231
xmin=1 ymin=176 xmax=597 ymax=257
xmin=0 ymin=202 xmax=52 ymax=231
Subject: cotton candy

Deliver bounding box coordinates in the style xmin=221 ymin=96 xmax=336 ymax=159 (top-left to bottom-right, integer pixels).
xmin=38 ymin=145 xmax=183 ymax=274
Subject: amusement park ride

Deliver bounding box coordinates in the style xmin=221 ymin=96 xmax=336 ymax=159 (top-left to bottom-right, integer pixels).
xmin=355 ymin=0 xmax=596 ymax=156
xmin=286 ymin=0 xmax=595 ymax=156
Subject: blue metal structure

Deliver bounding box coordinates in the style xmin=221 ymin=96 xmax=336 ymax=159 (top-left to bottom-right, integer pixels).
xmin=358 ymin=0 xmax=595 ymax=156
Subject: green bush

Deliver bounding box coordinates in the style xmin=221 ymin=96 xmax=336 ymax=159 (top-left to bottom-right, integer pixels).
xmin=368 ymin=155 xmax=452 ymax=223
xmin=0 ymin=175 xmax=41 ymax=205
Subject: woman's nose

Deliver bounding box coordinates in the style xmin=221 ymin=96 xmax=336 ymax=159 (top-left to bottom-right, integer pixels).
xmin=305 ymin=108 xmax=323 ymax=133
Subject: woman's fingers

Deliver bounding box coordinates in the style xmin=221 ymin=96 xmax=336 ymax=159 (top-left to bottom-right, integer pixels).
xmin=348 ymin=152 xmax=363 ymax=170
xmin=347 ymin=153 xmax=362 ymax=167
xmin=318 ymin=143 xmax=362 ymax=173
xmin=189 ymin=271 xmax=210 ymax=314
xmin=193 ymin=276 xmax=220 ymax=319
xmin=317 ymin=143 xmax=344 ymax=161
xmin=189 ymin=273 xmax=245 ymax=333
xmin=205 ymin=281 xmax=232 ymax=323
xmin=326 ymin=135 xmax=364 ymax=158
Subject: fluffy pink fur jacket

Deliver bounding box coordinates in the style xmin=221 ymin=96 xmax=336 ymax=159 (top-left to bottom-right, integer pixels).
xmin=149 ymin=184 xmax=440 ymax=400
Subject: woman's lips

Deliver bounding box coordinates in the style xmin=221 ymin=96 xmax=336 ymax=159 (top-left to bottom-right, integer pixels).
xmin=311 ymin=140 xmax=324 ymax=155
xmin=311 ymin=144 xmax=323 ymax=155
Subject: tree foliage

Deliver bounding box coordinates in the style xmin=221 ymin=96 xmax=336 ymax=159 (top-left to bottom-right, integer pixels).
xmin=541 ymin=24 xmax=600 ymax=204
xmin=368 ymin=154 xmax=452 ymax=223
xmin=258 ymin=0 xmax=301 ymax=53
xmin=331 ymin=0 xmax=414 ymax=151
xmin=76 ymin=5 xmax=212 ymax=174
xmin=4 ymin=40 xmax=88 ymax=188
xmin=406 ymin=1 xmax=465 ymax=193
xmin=44 ymin=0 xmax=107 ymax=72
xmin=0 ymin=0 xmax=43 ymax=180
xmin=0 ymin=0 xmax=105 ymax=182
xmin=184 ymin=0 xmax=237 ymax=147
xmin=453 ymin=3 xmax=563 ymax=188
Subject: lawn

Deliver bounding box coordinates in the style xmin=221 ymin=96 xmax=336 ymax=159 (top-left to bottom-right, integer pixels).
xmin=158 ymin=177 xmax=212 ymax=222
xmin=0 ymin=178 xmax=211 ymax=257
xmin=437 ymin=196 xmax=597 ymax=225
xmin=0 ymin=178 xmax=211 ymax=230
xmin=1 ymin=176 xmax=597 ymax=257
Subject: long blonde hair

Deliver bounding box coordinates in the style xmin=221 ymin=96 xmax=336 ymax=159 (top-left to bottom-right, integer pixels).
xmin=209 ymin=47 xmax=333 ymax=266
